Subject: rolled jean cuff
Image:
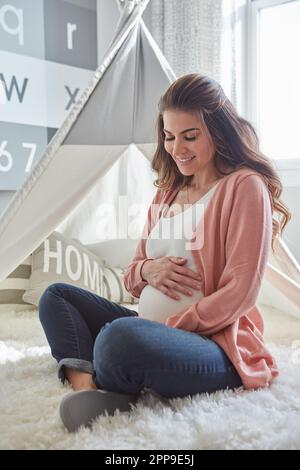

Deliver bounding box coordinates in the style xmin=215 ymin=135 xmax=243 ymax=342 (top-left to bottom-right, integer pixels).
xmin=57 ymin=358 xmax=94 ymax=384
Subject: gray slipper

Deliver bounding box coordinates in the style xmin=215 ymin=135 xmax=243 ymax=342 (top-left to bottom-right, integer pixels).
xmin=59 ymin=389 xmax=140 ymax=432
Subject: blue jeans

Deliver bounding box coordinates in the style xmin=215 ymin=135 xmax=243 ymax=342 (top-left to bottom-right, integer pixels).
xmin=38 ymin=282 xmax=243 ymax=399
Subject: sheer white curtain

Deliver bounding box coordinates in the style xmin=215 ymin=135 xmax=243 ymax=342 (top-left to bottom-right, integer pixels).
xmin=147 ymin=0 xmax=247 ymax=113
xmin=220 ymin=0 xmax=247 ymax=114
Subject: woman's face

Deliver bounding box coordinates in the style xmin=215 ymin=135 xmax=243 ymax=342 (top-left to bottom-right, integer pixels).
xmin=162 ymin=109 xmax=216 ymax=176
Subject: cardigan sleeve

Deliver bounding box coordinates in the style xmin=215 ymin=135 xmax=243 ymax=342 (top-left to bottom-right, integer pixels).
xmin=123 ymin=188 xmax=163 ymax=298
xmin=165 ymin=174 xmax=273 ymax=336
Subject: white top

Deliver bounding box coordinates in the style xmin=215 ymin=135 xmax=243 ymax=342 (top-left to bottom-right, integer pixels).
xmin=138 ymin=182 xmax=220 ymax=323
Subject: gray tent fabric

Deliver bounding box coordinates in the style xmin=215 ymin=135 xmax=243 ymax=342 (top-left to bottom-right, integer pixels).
xmin=0 ymin=0 xmax=299 ymax=319
xmin=64 ymin=10 xmax=175 ymax=146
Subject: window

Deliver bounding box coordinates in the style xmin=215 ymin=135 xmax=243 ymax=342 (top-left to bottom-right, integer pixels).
xmin=248 ymin=0 xmax=300 ymax=163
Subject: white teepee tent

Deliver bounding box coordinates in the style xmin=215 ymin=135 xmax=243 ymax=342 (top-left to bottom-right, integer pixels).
xmin=0 ymin=0 xmax=299 ymax=319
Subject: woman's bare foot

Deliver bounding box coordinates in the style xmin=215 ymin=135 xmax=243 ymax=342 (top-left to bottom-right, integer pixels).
xmin=65 ymin=368 xmax=98 ymax=391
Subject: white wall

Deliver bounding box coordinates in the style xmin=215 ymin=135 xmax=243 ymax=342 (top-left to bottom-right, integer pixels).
xmin=281 ymin=186 xmax=300 ymax=261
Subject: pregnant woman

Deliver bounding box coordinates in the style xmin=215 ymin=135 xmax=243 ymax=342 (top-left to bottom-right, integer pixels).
xmin=39 ymin=73 xmax=290 ymax=432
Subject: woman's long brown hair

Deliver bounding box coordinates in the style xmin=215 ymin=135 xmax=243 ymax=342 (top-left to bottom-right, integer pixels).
xmin=152 ymin=73 xmax=291 ymax=251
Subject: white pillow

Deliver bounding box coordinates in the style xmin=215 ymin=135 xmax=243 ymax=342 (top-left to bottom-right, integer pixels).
xmin=84 ymin=238 xmax=139 ymax=269
xmin=72 ymin=238 xmax=138 ymax=304
xmin=22 ymin=231 xmax=104 ymax=307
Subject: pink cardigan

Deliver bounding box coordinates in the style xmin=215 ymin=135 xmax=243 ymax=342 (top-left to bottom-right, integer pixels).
xmin=124 ymin=167 xmax=279 ymax=390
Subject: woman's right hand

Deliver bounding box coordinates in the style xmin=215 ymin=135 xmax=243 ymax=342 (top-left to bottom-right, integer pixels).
xmin=140 ymin=257 xmax=203 ymax=300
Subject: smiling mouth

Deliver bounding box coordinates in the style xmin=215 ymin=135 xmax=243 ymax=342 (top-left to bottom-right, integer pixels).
xmin=176 ymin=156 xmax=196 ymax=164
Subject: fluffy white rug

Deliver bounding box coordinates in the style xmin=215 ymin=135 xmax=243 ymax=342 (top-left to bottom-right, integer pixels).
xmin=0 ymin=304 xmax=300 ymax=450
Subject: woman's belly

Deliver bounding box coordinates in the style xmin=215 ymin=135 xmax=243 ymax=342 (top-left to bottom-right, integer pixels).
xmin=138 ymin=284 xmax=204 ymax=324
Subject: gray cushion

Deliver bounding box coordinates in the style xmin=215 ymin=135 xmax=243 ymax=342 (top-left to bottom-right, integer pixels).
xmin=74 ymin=238 xmax=138 ymax=304
xmin=22 ymin=231 xmax=104 ymax=307
xmin=102 ymin=264 xmax=138 ymax=304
